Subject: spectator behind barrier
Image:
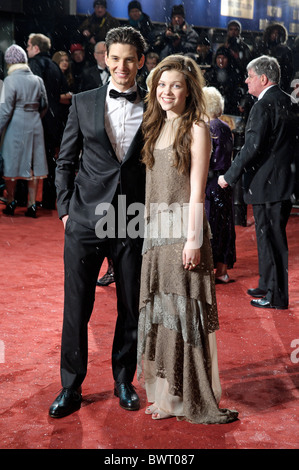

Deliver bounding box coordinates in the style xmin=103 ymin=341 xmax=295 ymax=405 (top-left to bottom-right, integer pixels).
xmin=254 ymin=22 xmax=294 ymax=92
xmin=222 ymin=19 xmax=252 ymax=74
xmin=79 ymin=0 xmax=119 ymax=63
xmin=205 ymin=46 xmax=246 ymax=116
xmin=155 ymin=4 xmax=198 ymax=60
xmin=126 ymin=1 xmax=156 ymax=52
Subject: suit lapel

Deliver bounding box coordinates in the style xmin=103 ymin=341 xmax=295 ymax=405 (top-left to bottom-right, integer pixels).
xmin=122 ymin=126 xmax=142 ymax=164
xmin=94 ymin=85 xmax=118 ymax=161
xmin=92 ymin=67 xmax=103 ymax=87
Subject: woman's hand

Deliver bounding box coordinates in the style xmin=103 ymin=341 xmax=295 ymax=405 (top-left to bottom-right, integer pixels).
xmin=183 ymin=242 xmax=201 ymax=270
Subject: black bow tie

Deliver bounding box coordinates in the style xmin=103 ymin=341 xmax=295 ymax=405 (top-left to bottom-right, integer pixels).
xmin=109 ymin=89 xmax=137 ymax=102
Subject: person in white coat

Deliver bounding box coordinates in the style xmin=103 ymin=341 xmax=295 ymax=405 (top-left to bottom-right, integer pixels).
xmin=1 ymin=45 xmax=48 ymax=218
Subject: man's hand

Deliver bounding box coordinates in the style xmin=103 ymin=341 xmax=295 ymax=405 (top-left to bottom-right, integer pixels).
xmin=218 ymin=175 xmax=229 ymax=188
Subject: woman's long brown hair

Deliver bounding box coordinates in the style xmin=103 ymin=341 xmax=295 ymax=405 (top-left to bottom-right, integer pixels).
xmin=52 ymin=51 xmax=74 ymax=89
xmin=141 ymin=55 xmax=207 ymax=174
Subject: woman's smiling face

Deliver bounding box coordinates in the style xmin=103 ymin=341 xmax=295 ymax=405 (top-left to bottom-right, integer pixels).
xmin=156 ymin=70 xmax=189 ymax=118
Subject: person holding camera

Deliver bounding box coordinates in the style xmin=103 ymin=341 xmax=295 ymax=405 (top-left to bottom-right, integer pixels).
xmin=223 ymin=20 xmax=252 ymax=75
xmin=157 ymin=5 xmax=198 ymax=60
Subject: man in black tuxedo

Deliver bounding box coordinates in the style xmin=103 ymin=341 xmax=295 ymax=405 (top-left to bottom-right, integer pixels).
xmin=80 ymin=40 xmax=114 ymax=287
xmin=49 ymin=27 xmax=146 ymax=418
xmin=80 ymin=41 xmax=110 ymax=92
xmin=218 ymin=55 xmax=297 ymax=310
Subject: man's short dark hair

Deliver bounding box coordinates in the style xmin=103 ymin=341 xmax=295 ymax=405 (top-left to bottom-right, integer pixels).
xmin=105 ymin=26 xmax=146 ymax=60
xmin=29 ymin=33 xmax=51 ymax=53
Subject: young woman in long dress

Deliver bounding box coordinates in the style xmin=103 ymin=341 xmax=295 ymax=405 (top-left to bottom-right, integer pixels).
xmin=137 ymin=55 xmax=238 ymax=424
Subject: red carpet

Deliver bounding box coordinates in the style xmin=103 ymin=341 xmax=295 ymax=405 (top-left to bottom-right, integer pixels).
xmin=0 ymin=203 xmax=298 ymax=450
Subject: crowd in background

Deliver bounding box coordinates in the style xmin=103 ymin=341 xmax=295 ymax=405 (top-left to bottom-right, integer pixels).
xmin=49 ymin=1 xmax=299 ymax=130
xmin=0 ymin=0 xmax=298 ymax=220
xmin=67 ymin=1 xmax=298 ymax=102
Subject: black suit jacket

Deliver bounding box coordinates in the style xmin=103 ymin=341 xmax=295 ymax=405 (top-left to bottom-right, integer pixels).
xmin=80 ymin=65 xmax=109 ymax=92
xmin=224 ymin=85 xmax=298 ymax=204
xmin=29 ymin=53 xmax=68 ymax=145
xmin=55 ymin=84 xmax=146 ymax=230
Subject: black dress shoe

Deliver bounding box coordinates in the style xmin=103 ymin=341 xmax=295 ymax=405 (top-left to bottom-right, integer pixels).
xmin=25 ymin=204 xmax=37 ymax=218
xmin=250 ymin=297 xmax=288 ymax=310
xmin=247 ymin=287 xmax=267 ymax=298
xmin=3 ymin=200 xmax=17 ymax=216
xmin=114 ymin=382 xmax=140 ymax=411
xmin=49 ymin=387 xmax=82 ymax=418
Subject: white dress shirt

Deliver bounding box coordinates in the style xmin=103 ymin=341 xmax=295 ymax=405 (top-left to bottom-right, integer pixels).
xmin=258 ymin=84 xmax=275 ymax=100
xmin=98 ymin=66 xmax=109 ymax=85
xmin=105 ymin=81 xmax=143 ymax=162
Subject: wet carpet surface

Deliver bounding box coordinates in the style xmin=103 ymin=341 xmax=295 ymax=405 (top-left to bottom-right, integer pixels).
xmin=0 ymin=204 xmax=298 ymax=450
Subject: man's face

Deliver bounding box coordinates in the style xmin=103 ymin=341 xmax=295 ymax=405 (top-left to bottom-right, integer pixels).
xmin=129 ymin=8 xmax=142 ymax=21
xmin=270 ymin=29 xmax=279 ymax=42
xmin=146 ymin=57 xmax=157 ymax=72
xmin=72 ymin=50 xmax=85 ymax=63
xmin=172 ymin=15 xmax=184 ymax=27
xmin=94 ymin=5 xmax=106 ymax=18
xmin=105 ymin=43 xmax=144 ymax=91
xmin=245 ymin=68 xmax=264 ymax=97
xmin=216 ymin=54 xmax=228 ymax=69
xmin=26 ymin=38 xmax=39 ymax=58
xmin=228 ymin=24 xmax=240 ymax=37
xmin=94 ymin=43 xmax=106 ymax=68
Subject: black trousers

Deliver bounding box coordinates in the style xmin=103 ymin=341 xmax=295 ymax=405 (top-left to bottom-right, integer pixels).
xmin=60 ymin=217 xmax=143 ymax=389
xmin=253 ymin=200 xmax=292 ymax=307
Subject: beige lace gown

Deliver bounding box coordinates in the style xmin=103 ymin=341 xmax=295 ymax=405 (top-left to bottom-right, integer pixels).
xmin=137 ymin=118 xmax=238 ymax=424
